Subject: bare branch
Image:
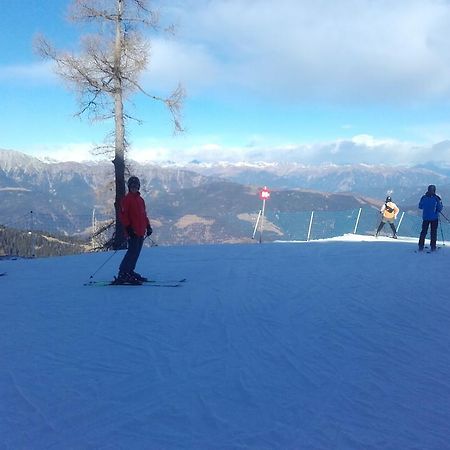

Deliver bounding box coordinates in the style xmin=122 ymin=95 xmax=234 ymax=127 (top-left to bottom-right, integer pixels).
xmin=123 ymin=75 xmax=186 ymax=133
xmin=69 ymin=0 xmax=118 ymax=23
xmin=69 ymin=0 xmax=160 ymax=28
xmin=165 ymin=83 xmax=186 ymax=134
xmin=124 ymin=112 xmax=144 ymax=125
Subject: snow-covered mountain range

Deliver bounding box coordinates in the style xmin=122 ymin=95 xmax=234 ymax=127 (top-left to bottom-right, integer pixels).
xmin=1 ymin=148 xmax=448 ymax=243
xmin=169 ymin=160 xmax=450 ymax=202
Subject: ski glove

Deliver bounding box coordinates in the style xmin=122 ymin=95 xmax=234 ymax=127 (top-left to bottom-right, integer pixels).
xmin=126 ymin=226 xmax=136 ymax=238
xmin=146 ymin=225 xmax=153 ymax=237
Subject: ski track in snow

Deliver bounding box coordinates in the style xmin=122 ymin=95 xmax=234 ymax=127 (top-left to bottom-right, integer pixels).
xmin=1 ymin=237 xmax=450 ymax=449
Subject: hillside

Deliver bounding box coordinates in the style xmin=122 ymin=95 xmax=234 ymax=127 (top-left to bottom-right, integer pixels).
xmin=1 ymin=236 xmax=449 ymax=449
xmin=175 ymin=161 xmax=450 ymax=202
xmin=0 ymin=149 xmax=216 ymax=238
xmin=1 ymin=149 xmax=386 ymax=245
xmin=0 ymin=225 xmax=88 ymax=258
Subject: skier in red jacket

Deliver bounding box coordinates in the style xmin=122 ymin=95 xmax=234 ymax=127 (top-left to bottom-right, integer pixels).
xmin=114 ymin=176 xmax=152 ymax=284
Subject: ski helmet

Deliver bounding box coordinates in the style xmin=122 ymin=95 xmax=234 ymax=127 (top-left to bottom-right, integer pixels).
xmin=386 ymin=196 xmax=392 ymax=202
xmin=127 ymin=176 xmax=140 ymax=189
xmin=427 ymin=184 xmax=436 ymax=194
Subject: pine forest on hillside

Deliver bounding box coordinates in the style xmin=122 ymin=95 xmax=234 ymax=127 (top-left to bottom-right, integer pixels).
xmin=0 ymin=226 xmax=88 ymax=258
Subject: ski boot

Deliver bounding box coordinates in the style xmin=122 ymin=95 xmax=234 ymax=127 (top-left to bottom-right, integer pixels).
xmin=112 ymin=271 xmax=142 ymax=285
xmin=131 ymin=270 xmax=148 ymax=282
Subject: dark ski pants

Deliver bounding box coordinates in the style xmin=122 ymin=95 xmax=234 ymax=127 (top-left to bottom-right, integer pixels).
xmin=119 ymin=235 xmax=144 ymax=274
xmin=376 ymin=220 xmax=397 ymax=236
xmin=419 ymin=219 xmax=438 ymax=250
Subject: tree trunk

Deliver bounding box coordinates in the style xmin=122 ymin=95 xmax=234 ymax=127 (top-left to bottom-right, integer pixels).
xmin=37 ymin=0 xmax=184 ymax=249
xmin=112 ymin=0 xmax=126 ymax=250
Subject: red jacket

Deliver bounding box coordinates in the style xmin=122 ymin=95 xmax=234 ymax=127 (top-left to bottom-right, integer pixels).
xmin=120 ymin=192 xmax=150 ymax=238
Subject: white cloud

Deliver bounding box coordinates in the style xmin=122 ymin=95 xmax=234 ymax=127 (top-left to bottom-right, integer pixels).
xmin=6 ymin=0 xmax=450 ymax=168
xmin=25 ymin=133 xmax=450 ymax=166
xmin=406 ymin=121 xmax=450 ymax=144
xmin=0 ymin=61 xmax=56 ymax=84
xmin=8 ymin=0 xmax=450 ymax=105
xmin=32 ymin=143 xmax=101 ymax=163
xmin=141 ymin=39 xmax=220 ymax=94
xmin=151 ymin=0 xmax=450 ymax=104
xmin=127 ymin=134 xmax=450 ymax=166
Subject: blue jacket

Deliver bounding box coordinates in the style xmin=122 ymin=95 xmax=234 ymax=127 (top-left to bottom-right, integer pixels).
xmin=418 ymin=193 xmax=443 ymax=220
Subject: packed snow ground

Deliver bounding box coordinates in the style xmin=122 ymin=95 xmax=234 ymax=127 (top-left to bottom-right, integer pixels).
xmin=1 ymin=235 xmax=450 ymax=449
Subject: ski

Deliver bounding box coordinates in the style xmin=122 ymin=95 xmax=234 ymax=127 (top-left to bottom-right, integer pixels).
xmin=415 ymin=247 xmax=442 ymax=254
xmin=85 ymin=281 xmax=182 ymax=287
xmin=84 ymin=278 xmax=186 ymax=288
xmin=147 ymin=278 xmax=186 ymax=284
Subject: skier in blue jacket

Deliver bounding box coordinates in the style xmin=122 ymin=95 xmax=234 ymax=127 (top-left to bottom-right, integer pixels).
xmin=418 ymin=184 xmax=443 ymax=252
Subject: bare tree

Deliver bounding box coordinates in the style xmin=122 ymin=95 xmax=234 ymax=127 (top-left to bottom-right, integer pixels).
xmin=36 ymin=0 xmax=185 ymax=249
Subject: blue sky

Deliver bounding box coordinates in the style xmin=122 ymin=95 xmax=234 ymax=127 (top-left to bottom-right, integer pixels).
xmin=2 ymin=0 xmax=450 ymax=165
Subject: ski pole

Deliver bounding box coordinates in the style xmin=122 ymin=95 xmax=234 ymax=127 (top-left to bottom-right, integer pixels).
xmin=440 ymin=220 xmax=446 ymax=247
xmin=87 ymin=233 xmax=128 ymax=281
xmin=439 ymin=211 xmax=450 ymax=223
xmin=87 ymin=249 xmax=122 ymax=281
xmin=144 ymin=235 xmax=158 ymax=246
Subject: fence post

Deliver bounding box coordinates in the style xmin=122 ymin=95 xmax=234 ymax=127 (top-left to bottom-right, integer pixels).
xmin=353 ymin=208 xmax=362 ymax=234
xmin=29 ymin=210 xmax=35 ymax=258
xmin=91 ymin=208 xmax=98 ymax=249
xmin=252 ymin=210 xmax=262 ymax=240
xmin=259 ymin=198 xmax=267 ymax=243
xmin=307 ymin=211 xmax=314 ymax=241
xmin=396 ymin=211 xmax=405 ymax=233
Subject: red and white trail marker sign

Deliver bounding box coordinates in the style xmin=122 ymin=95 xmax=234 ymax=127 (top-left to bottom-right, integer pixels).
xmin=259 ymin=186 xmax=271 ymax=201
xmin=253 ymin=186 xmax=270 ymax=243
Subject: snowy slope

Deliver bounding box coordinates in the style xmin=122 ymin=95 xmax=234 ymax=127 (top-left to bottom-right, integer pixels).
xmin=1 ymin=236 xmax=450 ymax=449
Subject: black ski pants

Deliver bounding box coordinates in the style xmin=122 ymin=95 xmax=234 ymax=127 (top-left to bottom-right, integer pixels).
xmin=376 ymin=220 xmax=397 ymax=236
xmin=119 ymin=235 xmax=144 ymax=274
xmin=418 ymin=219 xmax=438 ymax=250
